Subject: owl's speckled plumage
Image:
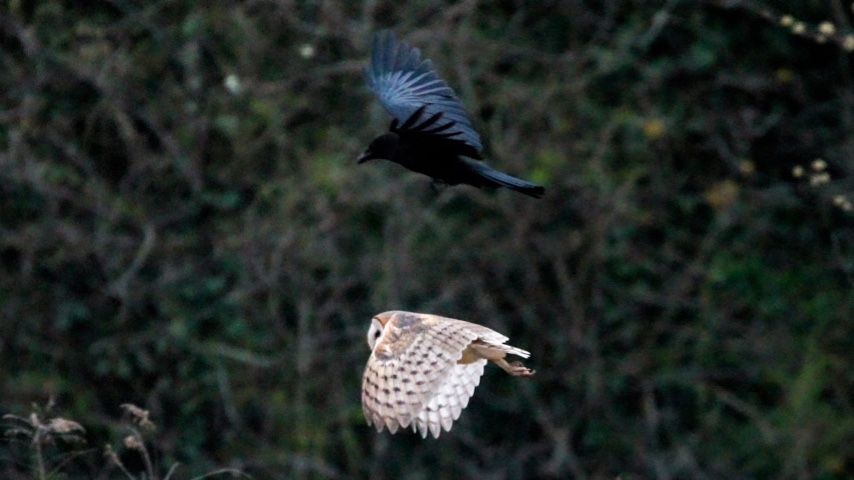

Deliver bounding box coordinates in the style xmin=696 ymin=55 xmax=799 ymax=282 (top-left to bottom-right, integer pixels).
xmin=362 ymin=311 xmax=534 ymax=438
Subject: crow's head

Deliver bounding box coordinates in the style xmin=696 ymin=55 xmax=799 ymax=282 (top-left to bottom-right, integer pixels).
xmin=358 ymin=132 xmax=400 ymax=164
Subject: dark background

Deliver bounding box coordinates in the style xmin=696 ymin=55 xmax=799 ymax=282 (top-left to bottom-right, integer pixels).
xmin=1 ymin=1 xmax=853 ymax=478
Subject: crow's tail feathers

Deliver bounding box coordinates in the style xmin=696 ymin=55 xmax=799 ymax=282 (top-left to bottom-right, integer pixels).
xmin=462 ymin=158 xmax=545 ymax=198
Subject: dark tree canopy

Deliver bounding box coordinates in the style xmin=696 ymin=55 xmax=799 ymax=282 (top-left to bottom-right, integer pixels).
xmin=0 ymin=1 xmax=853 ymax=479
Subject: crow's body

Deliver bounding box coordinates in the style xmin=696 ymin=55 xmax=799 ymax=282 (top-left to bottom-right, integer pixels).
xmin=359 ymin=31 xmax=545 ymax=199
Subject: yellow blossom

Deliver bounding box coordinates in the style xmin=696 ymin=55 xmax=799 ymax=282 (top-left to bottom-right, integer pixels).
xmin=704 ymin=180 xmax=739 ymax=211
xmin=809 ymin=172 xmax=830 ymax=186
xmin=818 ymin=22 xmax=836 ymax=35
xmin=642 ymin=117 xmax=665 ymax=140
xmin=738 ymin=160 xmax=755 ymax=174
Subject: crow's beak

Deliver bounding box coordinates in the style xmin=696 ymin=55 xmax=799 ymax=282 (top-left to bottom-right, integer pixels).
xmin=357 ymin=151 xmax=375 ymax=164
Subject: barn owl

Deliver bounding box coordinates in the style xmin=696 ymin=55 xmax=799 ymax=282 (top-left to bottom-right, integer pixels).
xmin=362 ymin=310 xmax=534 ymax=439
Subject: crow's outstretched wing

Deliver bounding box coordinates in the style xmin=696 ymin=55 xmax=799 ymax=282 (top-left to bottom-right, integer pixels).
xmin=364 ymin=30 xmax=483 ymax=153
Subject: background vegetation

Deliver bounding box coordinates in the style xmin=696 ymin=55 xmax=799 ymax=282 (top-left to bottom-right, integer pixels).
xmin=1 ymin=0 xmax=853 ymax=478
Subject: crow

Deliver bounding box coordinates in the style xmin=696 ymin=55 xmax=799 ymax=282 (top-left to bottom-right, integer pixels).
xmin=358 ymin=31 xmax=545 ymax=199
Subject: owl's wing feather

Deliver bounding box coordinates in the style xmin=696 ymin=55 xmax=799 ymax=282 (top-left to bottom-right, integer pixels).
xmin=362 ymin=312 xmax=480 ymax=436
xmin=470 ymin=340 xmax=531 ymax=360
xmin=455 ymin=320 xmax=531 ymax=358
xmin=413 ymin=360 xmax=486 ymax=438
xmin=363 ymin=360 xmax=398 ymax=433
xmin=453 ymin=320 xmax=509 ymax=343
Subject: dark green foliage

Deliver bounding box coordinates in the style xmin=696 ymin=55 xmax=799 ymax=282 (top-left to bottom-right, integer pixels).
xmin=1 ymin=1 xmax=853 ymax=479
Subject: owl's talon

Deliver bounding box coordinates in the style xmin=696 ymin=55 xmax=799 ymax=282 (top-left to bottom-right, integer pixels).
xmin=508 ymin=361 xmax=535 ymax=377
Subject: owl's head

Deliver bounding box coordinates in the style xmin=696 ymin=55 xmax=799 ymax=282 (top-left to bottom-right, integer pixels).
xmin=366 ymin=311 xmax=395 ymax=350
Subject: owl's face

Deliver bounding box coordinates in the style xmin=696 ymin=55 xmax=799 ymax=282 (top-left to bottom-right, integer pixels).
xmin=366 ymin=316 xmax=384 ymax=351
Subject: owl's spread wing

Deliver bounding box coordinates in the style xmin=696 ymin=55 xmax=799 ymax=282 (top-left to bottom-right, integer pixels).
xmin=364 ymin=30 xmax=483 ymax=153
xmin=361 ymin=313 xmax=480 ymax=435
xmin=412 ymin=360 xmax=486 ymax=438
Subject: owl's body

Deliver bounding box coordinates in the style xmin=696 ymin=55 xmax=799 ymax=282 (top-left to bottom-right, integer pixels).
xmin=362 ymin=311 xmax=534 ymax=439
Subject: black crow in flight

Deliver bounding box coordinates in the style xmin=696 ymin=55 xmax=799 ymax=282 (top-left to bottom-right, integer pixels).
xmin=358 ymin=31 xmax=545 ymax=199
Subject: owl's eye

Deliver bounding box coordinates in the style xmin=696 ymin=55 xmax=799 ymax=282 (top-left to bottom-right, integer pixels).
xmin=367 ymin=320 xmax=384 ymax=349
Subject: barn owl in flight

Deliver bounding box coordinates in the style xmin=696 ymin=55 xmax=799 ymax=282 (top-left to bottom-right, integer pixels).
xmin=362 ymin=310 xmax=534 ymax=438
